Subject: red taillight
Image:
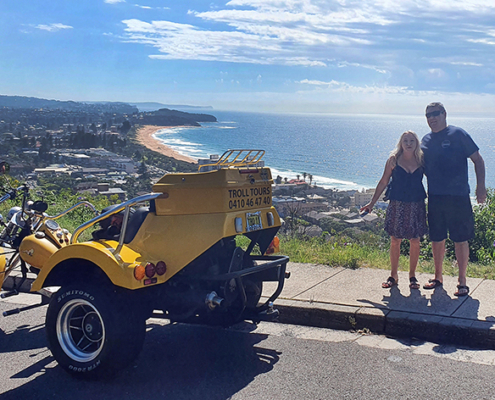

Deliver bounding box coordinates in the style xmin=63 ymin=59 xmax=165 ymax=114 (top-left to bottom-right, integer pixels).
xmin=155 ymin=261 xmax=167 ymax=276
xmin=145 ymin=263 xmax=156 ymax=278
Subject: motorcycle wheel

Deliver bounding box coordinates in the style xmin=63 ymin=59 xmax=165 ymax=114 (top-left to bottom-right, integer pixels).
xmin=46 ymin=284 xmax=145 ymax=379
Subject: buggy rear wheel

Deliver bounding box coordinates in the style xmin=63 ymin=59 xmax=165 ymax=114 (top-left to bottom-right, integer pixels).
xmin=46 ymin=284 xmax=146 ymax=379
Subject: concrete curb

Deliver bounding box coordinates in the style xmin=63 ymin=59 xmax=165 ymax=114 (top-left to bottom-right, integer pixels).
xmin=274 ymin=298 xmax=495 ymax=349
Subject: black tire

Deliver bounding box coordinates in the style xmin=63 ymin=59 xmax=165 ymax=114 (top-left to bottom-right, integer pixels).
xmin=46 ymin=284 xmax=146 ymax=379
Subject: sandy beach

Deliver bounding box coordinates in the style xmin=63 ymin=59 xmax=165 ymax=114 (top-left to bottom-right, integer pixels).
xmin=135 ymin=125 xmax=197 ymax=163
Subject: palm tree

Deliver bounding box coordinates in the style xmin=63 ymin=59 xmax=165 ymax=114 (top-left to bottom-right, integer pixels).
xmin=302 ymin=172 xmax=307 ymax=182
xmin=296 ymin=174 xmax=300 ymax=181
xmin=308 ymin=174 xmax=313 ymax=186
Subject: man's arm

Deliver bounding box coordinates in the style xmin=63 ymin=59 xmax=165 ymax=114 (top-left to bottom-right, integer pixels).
xmin=470 ymin=151 xmax=486 ymax=203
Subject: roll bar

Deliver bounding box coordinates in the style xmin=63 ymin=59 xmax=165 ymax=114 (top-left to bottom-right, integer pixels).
xmin=71 ymin=193 xmax=161 ymax=256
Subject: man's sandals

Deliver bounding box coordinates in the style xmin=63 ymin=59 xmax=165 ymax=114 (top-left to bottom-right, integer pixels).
xmin=454 ymin=285 xmax=470 ymax=297
xmin=423 ymin=279 xmax=442 ymax=290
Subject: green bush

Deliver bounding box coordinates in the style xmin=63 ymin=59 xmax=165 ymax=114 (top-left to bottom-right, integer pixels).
xmin=470 ymin=188 xmax=495 ymax=264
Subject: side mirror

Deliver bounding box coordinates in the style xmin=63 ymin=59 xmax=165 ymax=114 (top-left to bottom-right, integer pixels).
xmin=30 ymin=200 xmax=49 ymax=213
xmin=0 ymin=162 xmax=10 ymax=175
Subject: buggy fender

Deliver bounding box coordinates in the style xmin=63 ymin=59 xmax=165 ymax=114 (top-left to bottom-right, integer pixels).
xmin=30 ymin=241 xmax=143 ymax=292
xmin=0 ymin=248 xmax=6 ymax=288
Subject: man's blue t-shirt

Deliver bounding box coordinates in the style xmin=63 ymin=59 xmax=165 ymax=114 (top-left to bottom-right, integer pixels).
xmin=421 ymin=125 xmax=478 ymax=196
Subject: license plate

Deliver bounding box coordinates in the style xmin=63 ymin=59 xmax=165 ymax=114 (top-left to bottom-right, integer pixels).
xmin=246 ymin=211 xmax=262 ymax=232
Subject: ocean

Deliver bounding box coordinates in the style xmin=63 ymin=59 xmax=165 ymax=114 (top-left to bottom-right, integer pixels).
xmin=153 ymin=111 xmax=495 ymax=193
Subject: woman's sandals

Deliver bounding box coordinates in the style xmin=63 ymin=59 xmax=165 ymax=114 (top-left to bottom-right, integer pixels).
xmin=423 ymin=279 xmax=442 ymax=290
xmin=382 ymin=277 xmax=398 ymax=288
xmin=409 ymin=277 xmax=420 ymax=289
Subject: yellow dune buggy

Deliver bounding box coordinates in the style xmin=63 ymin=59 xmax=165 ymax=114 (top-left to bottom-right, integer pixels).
xmin=0 ymin=150 xmax=289 ymax=378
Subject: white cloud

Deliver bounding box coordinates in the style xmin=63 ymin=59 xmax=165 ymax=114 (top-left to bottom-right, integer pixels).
xmin=468 ymin=38 xmax=495 ymax=46
xmin=298 ymin=79 xmax=341 ymax=86
xmin=450 ymin=61 xmax=483 ymax=67
xmin=120 ymin=0 xmax=495 ymax=69
xmin=426 ymin=68 xmax=446 ymax=78
xmin=337 ymin=61 xmax=387 ymax=74
xmin=105 ymin=0 xmax=125 ymax=4
xmin=116 ymin=0 xmax=495 ymax=97
xmin=122 ymin=19 xmax=327 ymax=66
xmin=297 ymin=79 xmax=409 ymax=94
xmin=134 ymin=4 xmax=168 ymax=9
xmin=35 ymin=23 xmax=73 ymax=32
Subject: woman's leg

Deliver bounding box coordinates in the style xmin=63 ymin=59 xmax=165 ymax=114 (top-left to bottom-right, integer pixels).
xmin=389 ymin=236 xmax=402 ymax=280
xmin=409 ymin=237 xmax=420 ymax=278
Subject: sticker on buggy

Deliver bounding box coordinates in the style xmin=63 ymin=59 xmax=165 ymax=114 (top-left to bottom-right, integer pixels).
xmin=228 ymin=187 xmax=271 ymax=210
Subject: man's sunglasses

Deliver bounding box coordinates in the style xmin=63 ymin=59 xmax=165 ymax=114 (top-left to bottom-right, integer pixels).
xmin=425 ymin=110 xmax=443 ymax=118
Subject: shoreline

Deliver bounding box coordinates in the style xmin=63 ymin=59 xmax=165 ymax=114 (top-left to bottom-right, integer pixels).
xmin=135 ymin=125 xmax=197 ymax=163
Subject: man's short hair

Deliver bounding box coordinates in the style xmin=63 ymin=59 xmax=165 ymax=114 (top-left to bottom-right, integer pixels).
xmin=426 ymin=102 xmax=446 ymax=113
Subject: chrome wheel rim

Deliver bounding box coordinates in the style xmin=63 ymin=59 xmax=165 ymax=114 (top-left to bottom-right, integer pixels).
xmin=56 ymin=299 xmax=105 ymax=363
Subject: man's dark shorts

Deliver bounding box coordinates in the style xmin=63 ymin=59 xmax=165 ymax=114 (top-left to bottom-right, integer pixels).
xmin=428 ymin=195 xmax=474 ymax=242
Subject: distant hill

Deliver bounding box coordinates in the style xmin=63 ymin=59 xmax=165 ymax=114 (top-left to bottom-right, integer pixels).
xmin=131 ymin=102 xmax=213 ymax=112
xmin=133 ymin=108 xmax=217 ymax=126
xmin=0 ymin=95 xmax=217 ymax=127
xmin=0 ymin=95 xmax=138 ymax=114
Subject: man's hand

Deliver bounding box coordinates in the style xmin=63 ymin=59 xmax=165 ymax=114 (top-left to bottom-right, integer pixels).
xmin=476 ymin=186 xmax=487 ymax=204
xmin=470 ymin=151 xmax=486 ymax=204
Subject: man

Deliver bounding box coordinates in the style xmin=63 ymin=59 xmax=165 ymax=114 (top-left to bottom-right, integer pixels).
xmin=421 ymin=102 xmax=486 ymax=296
xmin=92 ymin=206 xmax=127 ymax=241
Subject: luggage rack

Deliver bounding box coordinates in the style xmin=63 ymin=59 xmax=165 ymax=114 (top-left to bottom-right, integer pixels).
xmin=198 ymin=150 xmax=265 ymax=172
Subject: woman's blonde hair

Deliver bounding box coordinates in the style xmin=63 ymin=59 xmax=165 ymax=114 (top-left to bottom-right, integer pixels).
xmin=390 ymin=130 xmax=423 ymax=165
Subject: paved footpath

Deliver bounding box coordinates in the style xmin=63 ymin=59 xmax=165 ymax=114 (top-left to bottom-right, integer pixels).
xmin=262 ymin=263 xmax=495 ymax=349
xmin=4 ymin=262 xmax=495 ymax=349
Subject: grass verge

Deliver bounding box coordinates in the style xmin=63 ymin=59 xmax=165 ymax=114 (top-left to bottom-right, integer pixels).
xmin=276 ymin=236 xmax=495 ymax=280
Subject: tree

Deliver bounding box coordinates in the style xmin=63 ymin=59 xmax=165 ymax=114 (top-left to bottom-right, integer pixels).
xmin=302 ymin=172 xmax=307 ymax=182
xmin=308 ymin=174 xmax=313 ymax=186
xmin=121 ymin=120 xmax=131 ymax=134
xmin=280 ymin=199 xmax=306 ymax=238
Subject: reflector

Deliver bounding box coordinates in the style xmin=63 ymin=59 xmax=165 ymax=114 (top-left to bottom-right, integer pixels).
xmin=134 ymin=265 xmax=145 ymax=280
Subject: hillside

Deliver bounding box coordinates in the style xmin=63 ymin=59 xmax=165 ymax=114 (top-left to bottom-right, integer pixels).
xmin=0 ymin=95 xmax=137 ymax=114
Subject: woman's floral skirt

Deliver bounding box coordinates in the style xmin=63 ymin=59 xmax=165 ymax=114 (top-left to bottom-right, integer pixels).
xmin=384 ymin=200 xmax=428 ymax=239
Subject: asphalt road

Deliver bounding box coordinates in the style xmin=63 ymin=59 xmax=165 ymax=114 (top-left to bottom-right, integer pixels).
xmin=2 ymin=294 xmax=495 ymax=400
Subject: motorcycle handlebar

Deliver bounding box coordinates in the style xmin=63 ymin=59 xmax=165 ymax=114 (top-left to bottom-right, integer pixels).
xmin=0 ymin=184 xmax=28 ymax=204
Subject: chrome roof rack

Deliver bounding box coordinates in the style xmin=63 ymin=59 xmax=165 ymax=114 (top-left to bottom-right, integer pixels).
xmin=198 ymin=149 xmax=265 ymax=172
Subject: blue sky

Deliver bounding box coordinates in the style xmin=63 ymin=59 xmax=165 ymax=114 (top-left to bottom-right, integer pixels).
xmin=1 ymin=0 xmax=495 ymax=114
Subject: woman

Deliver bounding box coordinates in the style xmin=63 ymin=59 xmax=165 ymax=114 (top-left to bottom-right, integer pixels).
xmin=360 ymin=131 xmax=427 ymax=289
